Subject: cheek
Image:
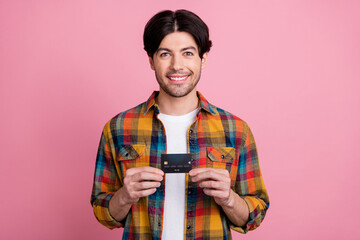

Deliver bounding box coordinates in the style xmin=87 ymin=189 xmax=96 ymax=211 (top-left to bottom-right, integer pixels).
xmin=188 ymin=60 xmax=202 ymax=71
xmin=190 ymin=64 xmax=202 ymax=74
xmin=155 ymin=63 xmax=170 ymax=74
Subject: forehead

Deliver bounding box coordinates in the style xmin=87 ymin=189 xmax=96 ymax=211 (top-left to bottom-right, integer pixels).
xmin=158 ymin=31 xmax=198 ymax=51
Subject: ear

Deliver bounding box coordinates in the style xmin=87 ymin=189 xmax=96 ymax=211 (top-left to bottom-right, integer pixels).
xmin=201 ymin=52 xmax=208 ymax=69
xmin=148 ymin=56 xmax=155 ymax=70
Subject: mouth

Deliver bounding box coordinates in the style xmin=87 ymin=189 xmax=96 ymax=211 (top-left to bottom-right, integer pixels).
xmin=167 ymin=74 xmax=190 ymax=83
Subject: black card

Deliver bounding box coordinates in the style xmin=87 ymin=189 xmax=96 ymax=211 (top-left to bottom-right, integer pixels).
xmin=161 ymin=154 xmax=192 ymax=173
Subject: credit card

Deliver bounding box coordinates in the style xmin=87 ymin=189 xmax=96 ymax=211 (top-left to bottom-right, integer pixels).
xmin=161 ymin=154 xmax=192 ymax=173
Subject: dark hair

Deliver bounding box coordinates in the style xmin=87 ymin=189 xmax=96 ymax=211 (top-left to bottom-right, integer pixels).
xmin=143 ymin=9 xmax=212 ymax=58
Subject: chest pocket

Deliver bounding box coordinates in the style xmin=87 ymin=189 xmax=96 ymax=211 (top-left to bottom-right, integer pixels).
xmin=117 ymin=144 xmax=147 ymax=175
xmin=206 ymin=146 xmax=235 ymax=172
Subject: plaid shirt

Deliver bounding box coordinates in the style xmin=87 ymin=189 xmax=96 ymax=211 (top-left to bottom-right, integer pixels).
xmin=91 ymin=91 xmax=269 ymax=239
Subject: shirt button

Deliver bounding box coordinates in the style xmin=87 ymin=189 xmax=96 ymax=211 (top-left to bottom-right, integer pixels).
xmin=221 ymin=155 xmax=225 ymax=159
xmin=189 ymin=130 xmax=193 ymax=134
xmin=187 ymin=225 xmax=191 ymax=230
xmin=188 ymin=190 xmax=192 ymax=195
xmin=158 ymin=222 xmax=161 ymax=226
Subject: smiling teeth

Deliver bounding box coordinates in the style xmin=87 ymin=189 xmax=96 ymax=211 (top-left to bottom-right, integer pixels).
xmin=169 ymin=76 xmax=187 ymax=81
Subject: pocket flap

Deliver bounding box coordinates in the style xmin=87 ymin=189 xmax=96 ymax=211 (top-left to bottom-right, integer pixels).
xmin=207 ymin=146 xmax=235 ymax=163
xmin=118 ymin=144 xmax=145 ymax=160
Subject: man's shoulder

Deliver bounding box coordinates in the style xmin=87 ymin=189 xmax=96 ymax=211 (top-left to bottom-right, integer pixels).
xmin=113 ymin=101 xmax=147 ymax=119
xmin=208 ymin=102 xmax=248 ymax=126
xmin=103 ymin=101 xmax=148 ymax=129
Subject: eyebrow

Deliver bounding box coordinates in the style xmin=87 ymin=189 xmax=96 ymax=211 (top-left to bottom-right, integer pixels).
xmin=156 ymin=46 xmax=197 ymax=53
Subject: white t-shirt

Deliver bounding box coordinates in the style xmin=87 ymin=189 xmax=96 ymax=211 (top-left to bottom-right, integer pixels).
xmin=158 ymin=108 xmax=198 ymax=240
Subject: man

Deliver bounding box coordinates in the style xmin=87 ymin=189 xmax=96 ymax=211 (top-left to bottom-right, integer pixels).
xmin=91 ymin=9 xmax=269 ymax=239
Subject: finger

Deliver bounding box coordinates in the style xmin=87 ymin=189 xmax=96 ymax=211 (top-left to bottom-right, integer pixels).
xmin=189 ymin=168 xmax=228 ymax=177
xmin=126 ymin=166 xmax=164 ymax=176
xmin=191 ymin=170 xmax=229 ymax=182
xmin=198 ymin=180 xmax=226 ymax=190
xmin=132 ymin=171 xmax=163 ymax=182
xmin=134 ymin=188 xmax=158 ymax=198
xmin=134 ymin=181 xmax=161 ymax=191
xmin=202 ymin=188 xmax=229 ymax=199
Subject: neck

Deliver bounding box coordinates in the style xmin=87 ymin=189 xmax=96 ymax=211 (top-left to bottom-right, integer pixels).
xmin=156 ymin=89 xmax=199 ymax=116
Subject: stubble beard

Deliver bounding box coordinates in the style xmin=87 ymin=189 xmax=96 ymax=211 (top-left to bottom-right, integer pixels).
xmin=155 ymin=71 xmax=201 ymax=98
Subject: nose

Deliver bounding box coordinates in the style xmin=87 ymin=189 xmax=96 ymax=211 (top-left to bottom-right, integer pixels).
xmin=171 ymin=54 xmax=184 ymax=70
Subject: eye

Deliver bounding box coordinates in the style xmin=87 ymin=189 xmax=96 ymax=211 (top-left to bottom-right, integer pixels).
xmin=160 ymin=52 xmax=170 ymax=57
xmin=184 ymin=52 xmax=194 ymax=56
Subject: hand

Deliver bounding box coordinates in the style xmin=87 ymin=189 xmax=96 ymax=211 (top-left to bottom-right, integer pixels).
xmin=119 ymin=166 xmax=164 ymax=205
xmin=189 ymin=168 xmax=233 ymax=207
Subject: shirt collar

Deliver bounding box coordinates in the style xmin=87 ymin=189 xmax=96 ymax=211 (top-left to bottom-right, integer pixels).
xmin=144 ymin=91 xmax=216 ymax=116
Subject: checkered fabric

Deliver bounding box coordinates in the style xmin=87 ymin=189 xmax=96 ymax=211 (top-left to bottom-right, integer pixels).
xmin=90 ymin=91 xmax=269 ymax=239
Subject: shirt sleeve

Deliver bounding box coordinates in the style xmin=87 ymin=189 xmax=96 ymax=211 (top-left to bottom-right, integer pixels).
xmin=90 ymin=123 xmax=123 ymax=229
xmin=230 ymin=123 xmax=270 ymax=233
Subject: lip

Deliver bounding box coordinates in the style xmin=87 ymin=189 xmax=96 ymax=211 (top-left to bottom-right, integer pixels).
xmin=167 ymin=74 xmax=190 ymax=83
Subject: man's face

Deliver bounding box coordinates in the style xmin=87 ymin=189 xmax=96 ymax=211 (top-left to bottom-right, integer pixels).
xmin=149 ymin=31 xmax=207 ymax=98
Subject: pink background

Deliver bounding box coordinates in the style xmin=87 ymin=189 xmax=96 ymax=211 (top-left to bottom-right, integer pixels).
xmin=1 ymin=0 xmax=359 ymax=239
